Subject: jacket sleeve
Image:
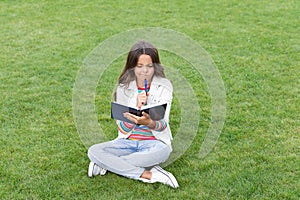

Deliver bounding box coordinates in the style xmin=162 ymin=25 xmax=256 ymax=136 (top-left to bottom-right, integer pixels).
xmin=150 ymin=78 xmax=174 ymax=147
xmin=156 ymin=79 xmax=173 ymax=124
xmin=149 ymin=78 xmax=173 ymax=131
xmin=115 ymin=85 xmax=136 ymax=134
xmin=115 ymin=85 xmax=128 ymax=105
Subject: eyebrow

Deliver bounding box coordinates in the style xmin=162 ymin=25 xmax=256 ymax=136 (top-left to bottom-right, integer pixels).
xmin=137 ymin=63 xmax=153 ymax=66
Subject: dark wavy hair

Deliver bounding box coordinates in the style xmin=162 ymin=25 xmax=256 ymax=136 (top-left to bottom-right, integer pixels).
xmin=118 ymin=40 xmax=165 ymax=86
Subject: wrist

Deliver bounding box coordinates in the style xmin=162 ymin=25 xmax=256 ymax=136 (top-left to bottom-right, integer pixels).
xmin=147 ymin=120 xmax=156 ymax=129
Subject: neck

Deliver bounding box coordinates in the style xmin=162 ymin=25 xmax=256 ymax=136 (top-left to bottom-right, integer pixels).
xmin=136 ymin=81 xmax=144 ymax=88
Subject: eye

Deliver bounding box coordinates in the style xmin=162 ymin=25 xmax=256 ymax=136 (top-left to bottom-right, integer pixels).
xmin=147 ymin=64 xmax=154 ymax=68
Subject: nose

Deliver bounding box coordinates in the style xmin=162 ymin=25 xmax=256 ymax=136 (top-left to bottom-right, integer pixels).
xmin=142 ymin=66 xmax=148 ymax=73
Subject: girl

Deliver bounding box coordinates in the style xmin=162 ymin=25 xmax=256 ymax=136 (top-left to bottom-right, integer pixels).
xmin=87 ymin=40 xmax=178 ymax=188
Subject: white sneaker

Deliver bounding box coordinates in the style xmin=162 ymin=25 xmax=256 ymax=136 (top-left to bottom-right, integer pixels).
xmin=138 ymin=177 xmax=151 ymax=183
xmin=88 ymin=162 xmax=107 ymax=177
xmin=150 ymin=166 xmax=179 ymax=188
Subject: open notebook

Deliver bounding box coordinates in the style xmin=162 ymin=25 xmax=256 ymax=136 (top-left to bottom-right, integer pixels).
xmin=111 ymin=102 xmax=167 ymax=124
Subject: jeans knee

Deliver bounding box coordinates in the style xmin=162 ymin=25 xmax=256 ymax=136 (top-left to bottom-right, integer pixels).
xmin=87 ymin=144 xmax=98 ymax=159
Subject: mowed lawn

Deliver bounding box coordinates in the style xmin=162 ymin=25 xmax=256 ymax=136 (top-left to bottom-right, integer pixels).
xmin=1 ymin=0 xmax=299 ymax=199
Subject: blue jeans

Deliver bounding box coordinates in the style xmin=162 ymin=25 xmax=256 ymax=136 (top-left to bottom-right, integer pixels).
xmin=87 ymin=139 xmax=171 ymax=179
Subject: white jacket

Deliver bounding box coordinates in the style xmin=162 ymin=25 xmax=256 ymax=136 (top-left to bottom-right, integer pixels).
xmin=115 ymin=76 xmax=173 ymax=149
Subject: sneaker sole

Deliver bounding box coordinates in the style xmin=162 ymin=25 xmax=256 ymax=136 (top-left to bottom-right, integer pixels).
xmin=88 ymin=162 xmax=95 ymax=177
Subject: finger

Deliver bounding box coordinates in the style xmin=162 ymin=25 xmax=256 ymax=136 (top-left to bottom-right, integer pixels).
xmin=123 ymin=112 xmax=129 ymax=117
xmin=126 ymin=113 xmax=136 ymax=118
xmin=142 ymin=111 xmax=150 ymax=118
xmin=124 ymin=113 xmax=138 ymax=123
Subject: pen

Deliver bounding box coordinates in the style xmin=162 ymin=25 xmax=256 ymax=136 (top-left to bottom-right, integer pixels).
xmin=144 ymin=79 xmax=148 ymax=95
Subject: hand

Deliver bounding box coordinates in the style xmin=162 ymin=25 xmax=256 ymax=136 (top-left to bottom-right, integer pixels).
xmin=123 ymin=111 xmax=154 ymax=127
xmin=136 ymin=91 xmax=148 ymax=109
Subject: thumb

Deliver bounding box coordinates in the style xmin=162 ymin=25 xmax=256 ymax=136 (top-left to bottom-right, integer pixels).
xmin=142 ymin=111 xmax=150 ymax=118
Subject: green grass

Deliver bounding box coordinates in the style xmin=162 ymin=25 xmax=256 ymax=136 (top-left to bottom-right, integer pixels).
xmin=1 ymin=0 xmax=299 ymax=199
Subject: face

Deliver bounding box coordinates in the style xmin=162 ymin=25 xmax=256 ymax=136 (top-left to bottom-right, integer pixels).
xmin=134 ymin=54 xmax=155 ymax=86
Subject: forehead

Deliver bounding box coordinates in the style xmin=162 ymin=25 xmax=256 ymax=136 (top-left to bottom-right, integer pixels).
xmin=137 ymin=54 xmax=152 ymax=64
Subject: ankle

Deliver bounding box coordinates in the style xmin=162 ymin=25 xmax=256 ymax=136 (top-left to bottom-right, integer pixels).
xmin=140 ymin=170 xmax=152 ymax=180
